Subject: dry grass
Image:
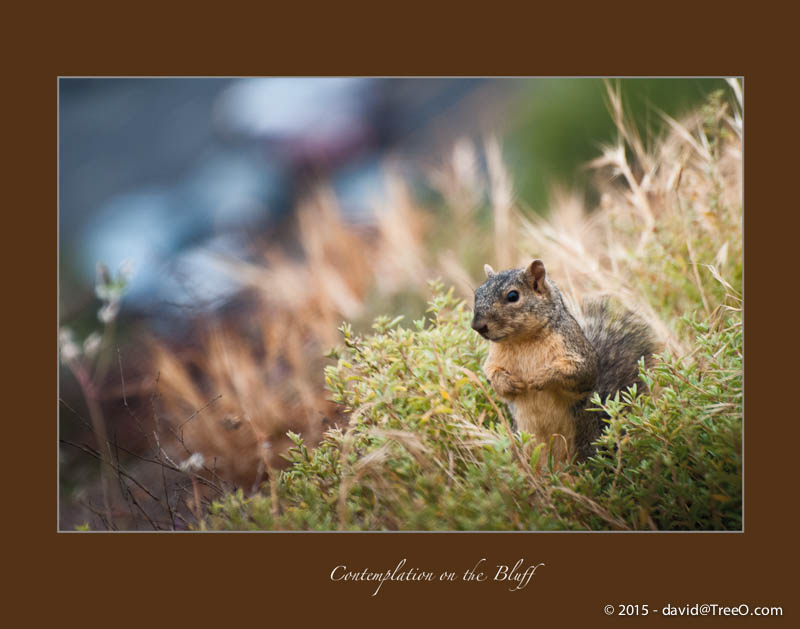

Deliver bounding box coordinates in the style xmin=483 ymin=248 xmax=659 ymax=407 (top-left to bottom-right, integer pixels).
xmin=150 ymin=176 xmax=437 ymax=488
xmin=150 ymin=81 xmax=742 ymax=500
xmin=513 ymin=84 xmax=742 ymax=355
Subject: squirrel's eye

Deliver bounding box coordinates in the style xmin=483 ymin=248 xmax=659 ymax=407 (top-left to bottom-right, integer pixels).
xmin=506 ymin=290 xmax=520 ymax=303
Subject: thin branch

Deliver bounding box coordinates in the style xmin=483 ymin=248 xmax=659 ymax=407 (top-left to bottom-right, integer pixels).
xmin=60 ymin=439 xmax=161 ymax=503
xmin=178 ymin=394 xmax=223 ymax=430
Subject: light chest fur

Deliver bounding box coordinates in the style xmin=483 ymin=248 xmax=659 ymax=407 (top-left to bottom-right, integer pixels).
xmin=483 ymin=331 xmax=582 ymax=459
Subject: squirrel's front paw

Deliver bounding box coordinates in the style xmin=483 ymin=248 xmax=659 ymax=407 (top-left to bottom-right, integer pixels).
xmin=489 ymin=368 xmax=525 ymax=398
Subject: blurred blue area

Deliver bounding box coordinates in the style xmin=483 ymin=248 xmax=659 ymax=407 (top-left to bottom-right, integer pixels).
xmin=58 ymin=77 xmax=723 ymax=322
xmin=59 ymin=77 xmax=514 ymax=318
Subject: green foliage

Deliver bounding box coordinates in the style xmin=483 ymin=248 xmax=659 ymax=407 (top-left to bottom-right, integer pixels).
xmin=507 ymin=78 xmax=729 ymax=211
xmin=205 ymin=283 xmax=742 ymax=531
xmin=555 ymin=309 xmax=742 ymax=530
xmin=204 ymin=91 xmax=742 ymax=532
xmin=206 ymin=284 xmax=558 ymax=531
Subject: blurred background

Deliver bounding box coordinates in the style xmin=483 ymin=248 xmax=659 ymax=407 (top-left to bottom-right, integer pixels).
xmin=58 ymin=77 xmax=727 ymax=530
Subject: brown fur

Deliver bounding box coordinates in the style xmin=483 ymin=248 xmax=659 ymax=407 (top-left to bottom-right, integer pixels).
xmin=474 ymin=259 xmax=655 ymax=465
xmin=483 ymin=329 xmax=585 ymax=463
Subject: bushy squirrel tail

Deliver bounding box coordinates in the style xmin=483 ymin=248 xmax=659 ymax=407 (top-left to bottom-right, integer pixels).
xmin=580 ymin=298 xmax=658 ymax=405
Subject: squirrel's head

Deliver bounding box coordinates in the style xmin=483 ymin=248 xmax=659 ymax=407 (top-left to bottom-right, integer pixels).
xmin=471 ymin=259 xmax=563 ymax=342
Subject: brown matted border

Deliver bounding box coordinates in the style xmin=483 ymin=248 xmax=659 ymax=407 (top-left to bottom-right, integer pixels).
xmin=6 ymin=4 xmax=796 ymax=624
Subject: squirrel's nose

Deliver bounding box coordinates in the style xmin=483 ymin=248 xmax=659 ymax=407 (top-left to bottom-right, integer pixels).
xmin=471 ymin=318 xmax=489 ymax=337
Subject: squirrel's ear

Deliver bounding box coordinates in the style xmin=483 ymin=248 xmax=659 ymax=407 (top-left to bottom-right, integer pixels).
xmin=484 ymin=264 xmax=496 ymax=279
xmin=525 ymin=259 xmax=547 ymax=294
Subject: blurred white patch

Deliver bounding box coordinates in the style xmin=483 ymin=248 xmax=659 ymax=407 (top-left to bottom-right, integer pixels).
xmin=82 ymin=332 xmax=102 ymax=357
xmin=155 ymin=234 xmax=246 ymax=308
xmin=214 ymin=77 xmax=368 ymax=140
xmin=179 ymin=452 xmax=205 ymax=473
xmin=59 ymin=328 xmax=80 ymax=362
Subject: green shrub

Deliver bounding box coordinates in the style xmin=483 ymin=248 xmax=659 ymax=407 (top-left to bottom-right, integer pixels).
xmin=553 ymin=307 xmax=742 ymax=530
xmin=206 ymin=284 xmax=557 ymax=531
xmin=204 ymin=89 xmax=742 ymax=532
xmin=205 ymin=281 xmax=742 ymax=531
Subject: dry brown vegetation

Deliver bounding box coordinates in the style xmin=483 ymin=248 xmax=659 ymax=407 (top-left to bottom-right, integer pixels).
xmin=152 ymin=84 xmax=742 ymax=499
xmin=150 ymin=175 xmax=440 ymax=489
xmin=65 ymin=81 xmax=742 ymax=529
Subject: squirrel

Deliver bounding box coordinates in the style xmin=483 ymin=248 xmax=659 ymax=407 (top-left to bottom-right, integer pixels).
xmin=472 ymin=259 xmax=657 ymax=464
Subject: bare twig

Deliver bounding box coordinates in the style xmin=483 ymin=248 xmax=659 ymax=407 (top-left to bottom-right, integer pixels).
xmin=60 ymin=439 xmax=161 ymax=502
